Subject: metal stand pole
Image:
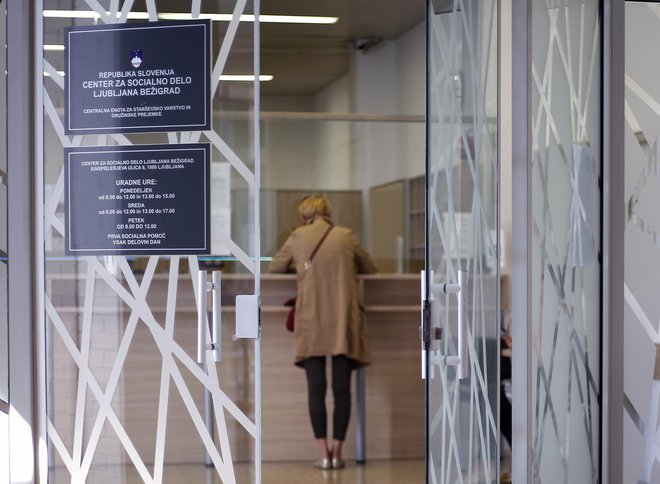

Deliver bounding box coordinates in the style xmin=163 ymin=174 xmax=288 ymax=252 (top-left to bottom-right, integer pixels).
xmin=204 ymin=320 xmax=215 ymax=467
xmin=204 ymin=384 xmax=214 ymax=466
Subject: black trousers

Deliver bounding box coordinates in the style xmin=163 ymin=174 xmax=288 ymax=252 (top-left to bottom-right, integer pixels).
xmin=303 ymin=355 xmax=352 ymax=441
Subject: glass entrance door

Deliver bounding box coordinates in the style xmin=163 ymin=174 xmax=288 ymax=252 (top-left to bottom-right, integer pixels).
xmin=40 ymin=2 xmax=261 ymax=482
xmin=425 ymin=1 xmax=500 ymax=482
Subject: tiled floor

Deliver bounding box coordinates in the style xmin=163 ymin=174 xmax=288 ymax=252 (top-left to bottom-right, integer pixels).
xmin=252 ymin=460 xmax=425 ymax=484
xmin=51 ymin=459 xmax=426 ymax=483
xmin=51 ymin=455 xmax=511 ymax=483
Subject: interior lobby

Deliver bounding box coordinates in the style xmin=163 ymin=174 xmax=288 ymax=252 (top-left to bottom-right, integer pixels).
xmin=0 ymin=0 xmax=653 ymax=483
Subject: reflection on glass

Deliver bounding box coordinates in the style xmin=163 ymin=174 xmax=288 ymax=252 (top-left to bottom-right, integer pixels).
xmin=42 ymin=0 xmax=429 ymax=478
xmin=531 ymin=0 xmax=601 ymax=481
xmin=259 ymin=117 xmax=425 ymax=272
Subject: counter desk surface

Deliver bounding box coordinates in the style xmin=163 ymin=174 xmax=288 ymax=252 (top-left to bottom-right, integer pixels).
xmin=47 ymin=272 xmax=423 ymax=314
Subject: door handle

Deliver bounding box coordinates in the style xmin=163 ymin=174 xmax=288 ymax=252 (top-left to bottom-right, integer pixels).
xmin=430 ymin=269 xmax=469 ymax=380
xmin=211 ymin=271 xmax=222 ymax=362
xmin=197 ymin=271 xmax=208 ymax=364
xmin=420 ymin=270 xmax=427 ymax=380
xmin=457 ymin=269 xmax=469 ymax=379
xmin=197 ymin=270 xmax=222 ymax=364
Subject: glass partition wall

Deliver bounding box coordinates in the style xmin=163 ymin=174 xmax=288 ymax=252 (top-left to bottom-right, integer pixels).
xmin=624 ymin=2 xmax=660 ymax=483
xmin=260 ymin=116 xmax=426 ymax=270
xmin=425 ymin=1 xmax=500 ymax=483
xmin=530 ymin=0 xmax=602 ymax=481
xmin=39 ymin=0 xmax=433 ymax=478
xmin=258 ymin=115 xmax=427 ymax=466
xmin=41 ymin=2 xmax=261 ymax=482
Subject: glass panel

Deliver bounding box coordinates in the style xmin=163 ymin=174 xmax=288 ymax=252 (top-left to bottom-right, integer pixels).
xmin=624 ymin=3 xmax=660 ymax=483
xmin=42 ymin=1 xmax=260 ymax=482
xmin=260 ymin=115 xmax=426 ymax=465
xmin=426 ymin=1 xmax=499 ymax=483
xmin=260 ymin=117 xmax=425 ymax=268
xmin=531 ymin=0 xmax=601 ymax=481
xmin=0 ymin=0 xmax=7 ymax=405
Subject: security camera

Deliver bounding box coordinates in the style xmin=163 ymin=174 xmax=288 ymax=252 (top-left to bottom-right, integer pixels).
xmin=353 ymin=37 xmax=382 ymax=53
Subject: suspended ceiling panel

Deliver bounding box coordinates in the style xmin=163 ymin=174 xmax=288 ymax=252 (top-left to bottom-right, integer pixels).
xmin=43 ymin=0 xmax=425 ymax=97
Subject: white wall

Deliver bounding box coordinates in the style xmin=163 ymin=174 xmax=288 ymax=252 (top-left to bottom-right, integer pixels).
xmin=261 ymin=119 xmax=318 ymax=189
xmin=314 ymin=75 xmax=355 ymax=190
xmin=0 ymin=411 xmax=6 ymax=484
xmin=261 ymin=22 xmax=427 ymax=194
xmin=0 ymin=260 xmax=5 ymax=404
xmin=260 ymin=18 xmax=514 ymax=271
xmin=262 ymin=95 xmax=313 ymax=112
xmin=351 ymin=24 xmax=426 ymax=190
xmin=396 ymin=23 xmax=427 ymax=181
xmin=352 ymin=41 xmax=402 ymax=189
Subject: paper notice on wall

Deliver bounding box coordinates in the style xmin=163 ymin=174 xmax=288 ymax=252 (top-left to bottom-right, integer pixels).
xmin=211 ymin=162 xmax=231 ymax=256
xmin=572 ymin=144 xmax=596 ymax=267
xmin=441 ymin=212 xmax=472 ymax=260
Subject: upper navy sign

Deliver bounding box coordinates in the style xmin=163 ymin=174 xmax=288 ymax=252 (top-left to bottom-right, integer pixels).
xmin=64 ymin=20 xmax=211 ymax=135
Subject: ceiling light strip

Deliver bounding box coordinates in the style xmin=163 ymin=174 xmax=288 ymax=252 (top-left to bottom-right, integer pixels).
xmin=42 ymin=10 xmax=338 ymax=24
xmin=220 ymin=75 xmax=273 ymax=82
xmin=43 ymin=70 xmax=273 ymax=82
xmin=42 ymin=10 xmax=149 ymax=19
xmin=259 ymin=15 xmax=337 ymax=24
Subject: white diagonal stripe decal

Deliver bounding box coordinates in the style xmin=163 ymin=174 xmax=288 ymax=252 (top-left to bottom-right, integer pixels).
xmin=43 ymin=2 xmax=261 ymax=482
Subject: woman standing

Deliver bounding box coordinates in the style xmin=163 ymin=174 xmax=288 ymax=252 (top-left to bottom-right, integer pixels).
xmin=269 ymin=195 xmax=377 ymax=470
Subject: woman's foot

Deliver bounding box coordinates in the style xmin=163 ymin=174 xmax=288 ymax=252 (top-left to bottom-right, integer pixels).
xmin=313 ymin=438 xmax=332 ymax=470
xmin=313 ymin=457 xmax=332 ymax=470
xmin=331 ymin=457 xmax=345 ymax=469
xmin=331 ymin=439 xmax=345 ymax=469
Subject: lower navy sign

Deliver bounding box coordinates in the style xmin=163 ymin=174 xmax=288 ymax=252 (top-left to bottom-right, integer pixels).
xmin=65 ymin=20 xmax=211 ymax=135
xmin=65 ymin=144 xmax=210 ymax=255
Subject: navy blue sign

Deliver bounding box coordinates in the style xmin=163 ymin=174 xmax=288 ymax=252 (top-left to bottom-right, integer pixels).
xmin=65 ymin=20 xmax=211 ymax=134
xmin=65 ymin=144 xmax=210 ymax=255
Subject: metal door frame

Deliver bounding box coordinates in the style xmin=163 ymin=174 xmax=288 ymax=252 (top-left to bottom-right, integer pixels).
xmin=6 ymin=0 xmax=42 ymax=482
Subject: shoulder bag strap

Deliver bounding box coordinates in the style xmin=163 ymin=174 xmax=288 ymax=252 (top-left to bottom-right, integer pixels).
xmin=305 ymin=226 xmax=333 ymax=269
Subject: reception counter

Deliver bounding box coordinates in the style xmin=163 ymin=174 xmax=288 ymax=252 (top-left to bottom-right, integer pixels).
xmin=47 ymin=272 xmax=424 ymax=464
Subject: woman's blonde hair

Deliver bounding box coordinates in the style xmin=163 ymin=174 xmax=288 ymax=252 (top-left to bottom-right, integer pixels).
xmin=298 ymin=195 xmax=332 ymax=223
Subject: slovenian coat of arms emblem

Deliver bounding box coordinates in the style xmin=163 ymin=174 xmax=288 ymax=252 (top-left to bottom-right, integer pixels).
xmin=130 ymin=49 xmax=143 ymax=68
